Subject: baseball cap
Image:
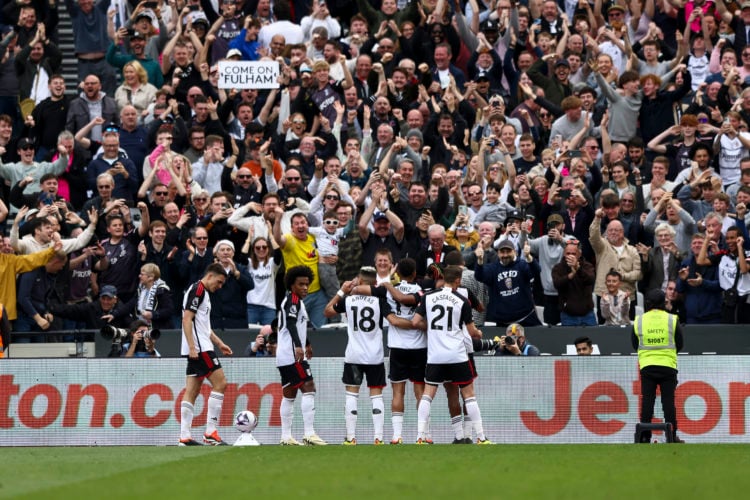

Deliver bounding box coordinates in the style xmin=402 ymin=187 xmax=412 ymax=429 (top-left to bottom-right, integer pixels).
xmin=555 ymin=59 xmax=571 ymax=68
xmin=247 ymin=137 xmax=263 ymax=149
xmin=373 ymin=212 xmax=389 ymax=222
xmin=299 ymin=63 xmax=312 ymax=74
xmin=608 ymin=4 xmax=626 ymax=13
xmin=134 ymin=11 xmax=155 ymax=23
xmin=17 ymin=137 xmax=35 ymax=149
xmin=226 ymin=48 xmax=242 ymax=59
xmin=130 ymin=31 xmax=146 ymax=40
xmin=193 ymin=17 xmax=210 ymax=29
xmin=496 ymin=239 xmax=515 ymax=251
xmin=100 ymin=285 xmax=118 ymax=298
xmin=480 ymin=19 xmax=498 ymax=32
xmin=103 ymin=122 xmax=119 ymax=134
xmin=547 ymin=213 xmax=564 ymax=226
xmin=504 ymin=210 xmax=523 ymax=224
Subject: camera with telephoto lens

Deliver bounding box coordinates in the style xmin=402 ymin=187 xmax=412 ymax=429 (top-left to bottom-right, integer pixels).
xmin=101 ymin=325 xmax=160 ymax=347
xmin=100 ymin=325 xmax=131 ymax=343
xmin=504 ymin=335 xmax=516 ymax=346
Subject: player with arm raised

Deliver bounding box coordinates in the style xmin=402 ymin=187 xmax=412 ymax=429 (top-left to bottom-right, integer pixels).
xmin=325 ymin=266 xmax=413 ymax=445
xmin=179 ymin=263 xmax=234 ymax=446
xmin=412 ymin=265 xmax=492 ymax=445
xmin=277 ymin=266 xmax=327 ymax=446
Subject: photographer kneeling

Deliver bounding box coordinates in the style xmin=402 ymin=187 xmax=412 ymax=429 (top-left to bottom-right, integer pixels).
xmin=246 ymin=324 xmax=277 ymax=357
xmin=494 ymin=323 xmax=540 ymax=356
xmin=102 ymin=320 xmax=160 ymax=357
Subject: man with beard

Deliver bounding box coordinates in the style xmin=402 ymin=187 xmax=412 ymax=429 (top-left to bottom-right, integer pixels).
xmin=474 ymin=238 xmax=541 ymax=327
xmin=65 ymin=74 xmax=119 ymax=142
xmin=24 ymin=75 xmax=68 ymax=161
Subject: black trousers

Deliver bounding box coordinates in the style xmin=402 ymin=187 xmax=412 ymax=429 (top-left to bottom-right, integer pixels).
xmin=640 ymin=365 xmax=678 ymax=440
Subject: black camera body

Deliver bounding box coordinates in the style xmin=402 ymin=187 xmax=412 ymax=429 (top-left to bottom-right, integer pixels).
xmin=504 ymin=335 xmax=516 ymax=346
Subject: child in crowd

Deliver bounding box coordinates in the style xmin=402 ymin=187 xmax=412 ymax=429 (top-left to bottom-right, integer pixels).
xmin=599 ymin=270 xmax=631 ymax=326
xmin=308 ymin=209 xmax=352 ymax=300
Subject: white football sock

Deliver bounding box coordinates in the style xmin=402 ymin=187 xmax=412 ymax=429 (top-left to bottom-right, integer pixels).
xmin=417 ymin=395 xmax=432 ymax=439
xmin=280 ymin=397 xmax=295 ymax=440
xmin=371 ymin=394 xmax=384 ymax=441
xmin=345 ymin=391 xmax=359 ymax=441
xmin=463 ymin=412 xmax=473 ymax=440
xmin=465 ymin=397 xmax=485 ymax=441
xmin=391 ymin=412 xmax=404 ymax=441
xmin=451 ymin=415 xmax=464 ymax=440
xmin=180 ymin=401 xmax=194 ymax=440
xmin=205 ymin=391 xmax=223 ymax=435
xmin=301 ymin=392 xmax=316 ymax=436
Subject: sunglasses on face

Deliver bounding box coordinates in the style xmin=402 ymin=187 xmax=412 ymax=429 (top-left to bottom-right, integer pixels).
xmin=325 ymin=195 xmax=340 ymax=200
xmin=194 ymin=236 xmax=208 ymax=240
xmin=153 ymin=191 xmax=168 ymax=196
xmin=237 ymin=175 xmax=252 ymax=179
xmin=254 ymin=245 xmax=268 ymax=250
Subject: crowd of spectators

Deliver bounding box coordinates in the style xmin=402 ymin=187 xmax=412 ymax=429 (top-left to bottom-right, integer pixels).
xmin=2 ymin=0 xmax=750 ymax=350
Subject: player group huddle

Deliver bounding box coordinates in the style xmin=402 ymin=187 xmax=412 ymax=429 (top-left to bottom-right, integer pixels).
xmin=178 ymin=261 xmax=495 ymax=446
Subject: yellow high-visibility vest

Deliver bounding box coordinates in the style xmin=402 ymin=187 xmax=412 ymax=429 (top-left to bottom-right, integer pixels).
xmin=634 ymin=309 xmax=678 ymax=369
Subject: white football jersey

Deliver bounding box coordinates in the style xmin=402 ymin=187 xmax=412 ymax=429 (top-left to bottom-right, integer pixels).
xmin=416 ymin=287 xmax=473 ymax=364
xmin=334 ymin=294 xmax=391 ymax=364
xmin=385 ymin=281 xmax=426 ymax=349
xmin=181 ymin=281 xmax=214 ymax=355
xmin=276 ymin=292 xmax=309 ymax=367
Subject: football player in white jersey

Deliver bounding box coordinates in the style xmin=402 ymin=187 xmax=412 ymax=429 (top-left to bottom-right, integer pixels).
xmin=325 ymin=266 xmax=412 ymax=445
xmin=351 ymin=258 xmax=428 ymax=444
xmin=179 ymin=263 xmax=234 ymax=446
xmin=412 ymin=265 xmax=492 ymax=444
xmin=277 ymin=265 xmax=327 ymax=446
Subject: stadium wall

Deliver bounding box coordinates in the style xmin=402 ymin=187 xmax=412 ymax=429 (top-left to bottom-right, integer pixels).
xmin=1 ymin=357 xmax=749 ymax=445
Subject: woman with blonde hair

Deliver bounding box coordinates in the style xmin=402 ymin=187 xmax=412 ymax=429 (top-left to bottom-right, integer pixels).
xmin=114 ymin=60 xmax=157 ymax=119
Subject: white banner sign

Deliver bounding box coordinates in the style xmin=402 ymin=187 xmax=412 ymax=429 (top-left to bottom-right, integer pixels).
xmin=1 ymin=357 xmax=749 ymax=445
xmin=217 ymin=61 xmax=280 ymax=89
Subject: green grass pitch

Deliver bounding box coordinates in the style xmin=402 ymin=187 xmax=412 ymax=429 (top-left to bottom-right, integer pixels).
xmin=1 ymin=445 xmax=749 ymax=499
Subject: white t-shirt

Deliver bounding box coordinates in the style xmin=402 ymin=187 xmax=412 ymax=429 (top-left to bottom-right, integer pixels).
xmin=308 ymin=226 xmax=345 ymax=256
xmin=247 ymin=258 xmax=279 ymax=310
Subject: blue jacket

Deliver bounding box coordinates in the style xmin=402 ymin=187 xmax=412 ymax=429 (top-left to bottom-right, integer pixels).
xmin=675 ymin=255 xmax=723 ymax=324
xmin=86 ymin=153 xmax=138 ymax=201
xmin=474 ymin=257 xmax=539 ymax=324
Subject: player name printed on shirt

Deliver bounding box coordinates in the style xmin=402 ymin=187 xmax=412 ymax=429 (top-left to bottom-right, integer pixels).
xmin=218 ymin=61 xmax=280 ymax=89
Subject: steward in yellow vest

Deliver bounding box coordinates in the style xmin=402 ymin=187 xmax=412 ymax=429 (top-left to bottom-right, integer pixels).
xmin=632 ymin=289 xmax=684 ymax=443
